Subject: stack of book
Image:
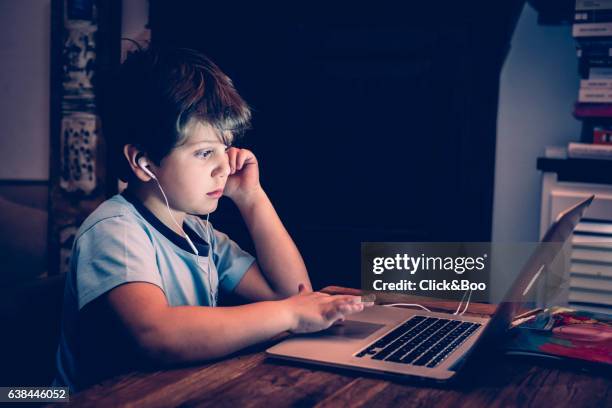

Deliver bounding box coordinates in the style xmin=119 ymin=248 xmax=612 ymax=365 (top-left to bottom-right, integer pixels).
xmin=505 ymin=306 xmax=612 ymax=368
xmin=572 ymin=0 xmax=612 ymax=159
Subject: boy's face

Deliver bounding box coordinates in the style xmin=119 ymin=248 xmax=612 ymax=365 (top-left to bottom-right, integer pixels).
xmin=153 ymin=121 xmax=231 ymax=215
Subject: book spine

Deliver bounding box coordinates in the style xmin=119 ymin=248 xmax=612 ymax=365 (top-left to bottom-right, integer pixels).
xmin=573 ymin=22 xmax=612 ymax=37
xmin=587 ymin=65 xmax=612 ymax=79
xmin=574 ymin=102 xmax=612 ymax=117
xmin=579 ymin=88 xmax=612 ymax=102
xmin=568 ymin=142 xmax=612 ymax=159
xmin=594 ymin=128 xmax=612 ymax=143
xmin=576 ymin=0 xmax=612 ymax=11
xmin=581 ymin=78 xmax=612 ymax=87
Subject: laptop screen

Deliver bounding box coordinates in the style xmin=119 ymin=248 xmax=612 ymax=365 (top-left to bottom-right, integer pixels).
xmin=485 ymin=195 xmax=595 ymax=339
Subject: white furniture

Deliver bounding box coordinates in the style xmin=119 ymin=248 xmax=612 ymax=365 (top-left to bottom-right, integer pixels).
xmin=539 ymin=147 xmax=612 ymax=314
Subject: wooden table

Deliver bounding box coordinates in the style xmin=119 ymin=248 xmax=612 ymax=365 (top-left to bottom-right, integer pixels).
xmin=52 ymin=287 xmax=611 ymax=408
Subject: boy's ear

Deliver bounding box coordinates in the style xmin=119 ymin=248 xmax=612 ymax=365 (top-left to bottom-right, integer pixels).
xmin=123 ymin=144 xmax=156 ymax=182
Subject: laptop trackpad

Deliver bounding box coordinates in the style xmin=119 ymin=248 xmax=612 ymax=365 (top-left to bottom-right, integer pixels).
xmin=303 ymin=320 xmax=386 ymax=340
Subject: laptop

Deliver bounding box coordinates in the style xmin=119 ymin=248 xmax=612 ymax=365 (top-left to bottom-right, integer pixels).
xmin=266 ymin=195 xmax=595 ymax=382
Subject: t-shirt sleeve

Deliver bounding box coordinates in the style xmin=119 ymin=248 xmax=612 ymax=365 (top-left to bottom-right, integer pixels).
xmin=75 ymin=215 xmax=163 ymax=310
xmin=209 ymin=226 xmax=256 ymax=293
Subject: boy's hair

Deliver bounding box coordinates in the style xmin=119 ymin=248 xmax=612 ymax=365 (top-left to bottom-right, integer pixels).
xmin=102 ymin=46 xmax=251 ymax=182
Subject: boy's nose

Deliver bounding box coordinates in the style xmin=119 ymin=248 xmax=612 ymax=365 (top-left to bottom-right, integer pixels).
xmin=212 ymin=156 xmax=231 ymax=178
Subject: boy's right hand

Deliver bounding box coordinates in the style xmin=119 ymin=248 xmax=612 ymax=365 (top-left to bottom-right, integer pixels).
xmin=282 ymin=284 xmax=374 ymax=334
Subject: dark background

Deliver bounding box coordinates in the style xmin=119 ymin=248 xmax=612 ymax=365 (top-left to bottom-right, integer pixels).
xmin=0 ymin=0 xmax=588 ymax=387
xmin=149 ymin=0 xmax=525 ymax=290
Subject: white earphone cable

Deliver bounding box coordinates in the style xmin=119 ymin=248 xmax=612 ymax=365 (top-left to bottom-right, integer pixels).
xmin=383 ymin=303 xmax=432 ymax=312
xmin=204 ymin=212 xmax=217 ymax=306
xmin=453 ymin=289 xmax=469 ymax=315
xmin=152 ymin=178 xmax=216 ymax=306
xmin=459 ymin=289 xmax=473 ymax=316
xmin=153 ymin=178 xmax=198 ymax=255
xmin=383 ymin=288 xmax=473 ymax=316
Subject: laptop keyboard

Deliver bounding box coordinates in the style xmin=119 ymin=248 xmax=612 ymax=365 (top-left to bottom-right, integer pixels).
xmin=355 ymin=316 xmax=481 ymax=368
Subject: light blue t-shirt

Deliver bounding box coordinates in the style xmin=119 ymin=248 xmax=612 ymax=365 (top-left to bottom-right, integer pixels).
xmin=54 ymin=192 xmax=255 ymax=391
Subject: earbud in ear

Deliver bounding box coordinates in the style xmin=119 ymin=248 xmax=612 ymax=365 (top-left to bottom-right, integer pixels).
xmin=137 ymin=156 xmax=157 ymax=180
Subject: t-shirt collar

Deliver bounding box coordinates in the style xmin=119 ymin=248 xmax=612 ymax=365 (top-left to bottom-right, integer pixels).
xmin=121 ymin=189 xmax=210 ymax=255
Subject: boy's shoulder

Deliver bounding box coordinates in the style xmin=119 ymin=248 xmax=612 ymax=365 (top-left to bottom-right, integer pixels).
xmin=77 ymin=194 xmax=144 ymax=239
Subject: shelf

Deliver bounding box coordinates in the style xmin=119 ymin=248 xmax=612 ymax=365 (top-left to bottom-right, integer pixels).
xmin=537 ymin=157 xmax=612 ymax=185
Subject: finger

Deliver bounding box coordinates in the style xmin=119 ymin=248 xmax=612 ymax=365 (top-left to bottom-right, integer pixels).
xmin=332 ymin=297 xmax=365 ymax=313
xmin=361 ymin=294 xmax=377 ymax=303
xmin=339 ymin=297 xmax=374 ymax=307
xmin=326 ymin=302 xmax=364 ymax=321
xmin=337 ymin=302 xmax=365 ymax=314
xmin=325 ymin=295 xmax=362 ymax=305
xmin=236 ymin=149 xmax=254 ymax=171
xmin=227 ymin=147 xmax=238 ymax=174
xmin=321 ymin=300 xmax=359 ymax=320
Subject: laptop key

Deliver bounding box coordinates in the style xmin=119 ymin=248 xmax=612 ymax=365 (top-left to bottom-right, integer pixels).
xmin=383 ymin=319 xmax=446 ymax=361
xmin=389 ymin=321 xmax=481 ymax=366
xmin=370 ymin=318 xmax=438 ymax=360
xmin=413 ymin=328 xmax=462 ymax=365
xmin=372 ymin=317 xmax=439 ymax=360
xmin=425 ymin=323 xmax=481 ymax=367
xmin=391 ymin=320 xmax=453 ymax=363
xmin=360 ymin=318 xmax=482 ymax=367
xmin=370 ymin=316 xmax=426 ymax=349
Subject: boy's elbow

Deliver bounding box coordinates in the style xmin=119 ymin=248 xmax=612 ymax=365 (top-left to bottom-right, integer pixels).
xmin=276 ymin=280 xmax=312 ymax=298
xmin=271 ymin=287 xmax=306 ymax=300
xmin=134 ymin=324 xmax=184 ymax=365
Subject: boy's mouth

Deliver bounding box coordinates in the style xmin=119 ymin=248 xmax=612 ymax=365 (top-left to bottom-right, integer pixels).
xmin=207 ymin=189 xmax=224 ymax=198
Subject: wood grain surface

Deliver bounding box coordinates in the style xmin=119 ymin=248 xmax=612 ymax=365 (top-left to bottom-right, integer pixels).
xmin=49 ymin=287 xmax=612 ymax=408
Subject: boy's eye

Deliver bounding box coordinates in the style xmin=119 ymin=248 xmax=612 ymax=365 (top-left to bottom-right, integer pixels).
xmin=194 ymin=149 xmax=213 ymax=159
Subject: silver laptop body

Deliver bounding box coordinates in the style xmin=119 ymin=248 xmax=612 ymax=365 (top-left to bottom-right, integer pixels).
xmin=266 ymin=196 xmax=594 ymax=382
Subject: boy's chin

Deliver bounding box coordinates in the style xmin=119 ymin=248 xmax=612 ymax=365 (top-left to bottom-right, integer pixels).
xmin=194 ymin=202 xmax=219 ymax=215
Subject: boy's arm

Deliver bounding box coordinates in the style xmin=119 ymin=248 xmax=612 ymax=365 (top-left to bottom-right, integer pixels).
xmin=224 ymin=147 xmax=312 ymax=300
xmin=97 ymin=281 xmax=367 ymax=364
xmin=233 ymin=187 xmax=312 ymax=299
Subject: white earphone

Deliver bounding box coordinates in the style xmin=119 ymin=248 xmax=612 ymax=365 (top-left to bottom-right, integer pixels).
xmin=138 ymin=157 xmax=157 ymax=180
xmin=138 ymin=156 xmax=198 ymax=249
xmin=137 ymin=155 xmax=217 ymax=305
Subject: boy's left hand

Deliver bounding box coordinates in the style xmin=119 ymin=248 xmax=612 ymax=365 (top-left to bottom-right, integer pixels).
xmin=223 ymin=147 xmax=262 ymax=204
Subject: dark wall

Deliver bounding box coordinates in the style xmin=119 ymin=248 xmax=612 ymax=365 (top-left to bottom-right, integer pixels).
xmin=149 ymin=1 xmax=525 ymax=289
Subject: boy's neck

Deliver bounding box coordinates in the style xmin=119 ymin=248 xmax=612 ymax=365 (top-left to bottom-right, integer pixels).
xmin=126 ymin=184 xmax=187 ymax=236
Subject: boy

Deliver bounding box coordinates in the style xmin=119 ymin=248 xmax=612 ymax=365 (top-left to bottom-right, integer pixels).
xmin=54 ymin=47 xmax=371 ymax=391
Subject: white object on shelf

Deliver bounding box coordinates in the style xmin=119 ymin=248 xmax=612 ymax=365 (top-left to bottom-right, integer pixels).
xmin=540 ymin=148 xmax=612 ymax=314
xmin=567 ymin=142 xmax=612 ymax=160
